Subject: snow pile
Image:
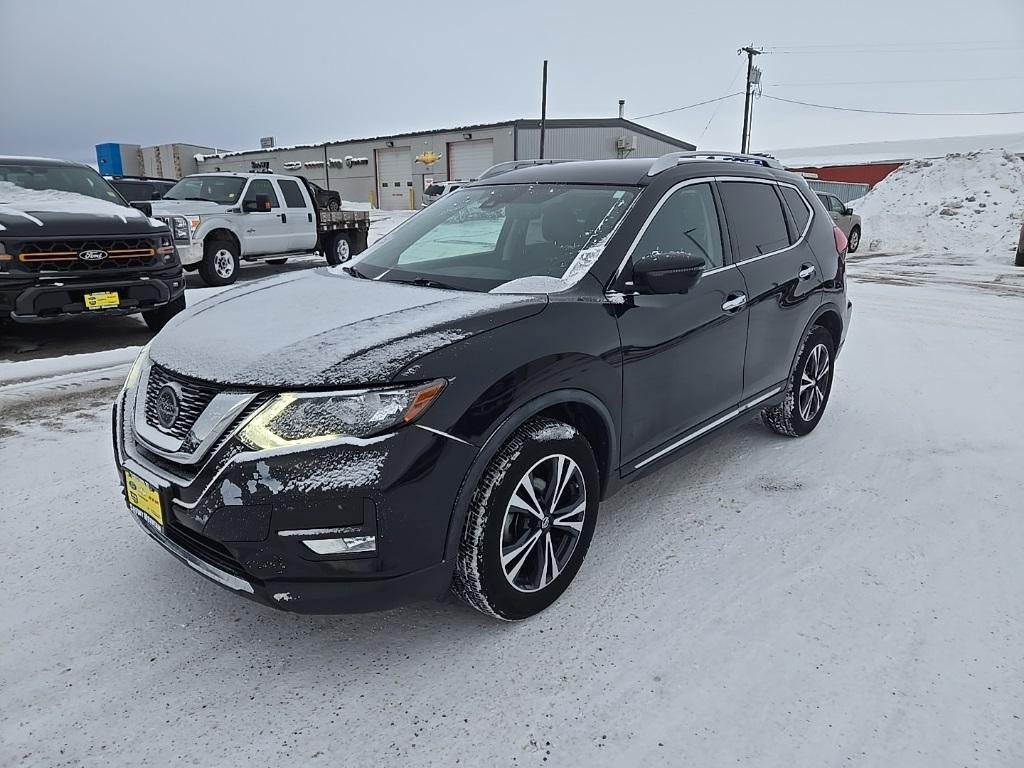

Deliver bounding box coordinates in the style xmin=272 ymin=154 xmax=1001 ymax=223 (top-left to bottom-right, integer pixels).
xmin=852 ymin=149 xmax=1024 ymax=260
xmin=0 ymin=181 xmax=150 ymax=223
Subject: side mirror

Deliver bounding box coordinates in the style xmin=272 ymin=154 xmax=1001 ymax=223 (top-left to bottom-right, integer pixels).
xmin=129 ymin=201 xmax=153 ymax=216
xmin=243 ymin=194 xmax=272 ymax=213
xmin=633 ymin=251 xmax=705 ymax=294
xmin=151 ymin=190 xmax=163 ymax=200
xmin=842 ymin=206 xmax=853 ymax=216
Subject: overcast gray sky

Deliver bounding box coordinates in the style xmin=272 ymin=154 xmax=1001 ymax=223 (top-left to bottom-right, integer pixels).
xmin=2 ymin=0 xmax=1022 ymax=163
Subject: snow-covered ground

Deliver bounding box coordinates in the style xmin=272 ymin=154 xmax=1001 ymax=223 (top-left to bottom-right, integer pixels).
xmin=1 ymin=264 xmax=1023 ymax=765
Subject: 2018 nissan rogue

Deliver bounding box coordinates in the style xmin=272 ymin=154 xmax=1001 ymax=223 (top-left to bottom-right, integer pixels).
xmin=113 ymin=152 xmax=851 ymax=620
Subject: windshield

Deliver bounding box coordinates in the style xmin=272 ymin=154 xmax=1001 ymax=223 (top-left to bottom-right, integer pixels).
xmin=0 ymin=163 xmax=125 ymax=205
xmin=164 ymin=175 xmax=246 ymax=205
xmin=352 ymin=183 xmax=637 ymax=292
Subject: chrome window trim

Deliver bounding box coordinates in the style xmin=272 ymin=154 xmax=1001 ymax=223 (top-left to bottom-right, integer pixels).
xmin=610 ymin=175 xmax=816 ymax=289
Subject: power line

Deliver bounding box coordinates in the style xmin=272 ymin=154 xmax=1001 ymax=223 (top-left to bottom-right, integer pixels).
xmin=770 ymin=75 xmax=1024 ymax=87
xmin=765 ymin=45 xmax=1024 ymax=55
xmin=761 ymin=93 xmax=1024 ymax=116
xmin=697 ymin=63 xmax=747 ymax=142
xmin=634 ymin=93 xmax=743 ymax=120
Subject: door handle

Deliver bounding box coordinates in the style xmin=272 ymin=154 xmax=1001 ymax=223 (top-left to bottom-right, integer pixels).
xmin=722 ymin=293 xmax=747 ymax=312
xmin=798 ymin=264 xmax=816 ymax=280
xmin=280 ymin=213 xmax=288 ymax=224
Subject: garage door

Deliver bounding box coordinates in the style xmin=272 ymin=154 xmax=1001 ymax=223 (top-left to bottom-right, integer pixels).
xmin=448 ymin=139 xmax=494 ymax=182
xmin=376 ymin=147 xmax=412 ymax=210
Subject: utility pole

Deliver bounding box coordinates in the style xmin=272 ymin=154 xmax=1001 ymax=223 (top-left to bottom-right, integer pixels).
xmin=739 ymin=45 xmax=762 ymax=153
xmin=539 ymin=60 xmax=549 ymax=159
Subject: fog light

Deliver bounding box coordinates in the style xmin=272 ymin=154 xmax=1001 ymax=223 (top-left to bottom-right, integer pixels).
xmin=303 ymin=536 xmax=376 ymax=555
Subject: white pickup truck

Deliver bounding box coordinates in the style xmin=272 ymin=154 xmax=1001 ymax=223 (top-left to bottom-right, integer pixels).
xmin=151 ymin=172 xmax=369 ymax=286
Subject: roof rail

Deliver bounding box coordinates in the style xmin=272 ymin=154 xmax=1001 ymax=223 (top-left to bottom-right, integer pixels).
xmin=477 ymin=158 xmax=576 ymax=180
xmin=647 ymin=151 xmax=783 ymax=176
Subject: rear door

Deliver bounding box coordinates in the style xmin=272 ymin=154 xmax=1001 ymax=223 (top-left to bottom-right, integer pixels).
xmin=721 ymin=178 xmax=822 ymax=398
xmin=277 ymin=177 xmax=317 ymax=251
xmin=239 ymin=178 xmax=289 ymax=255
xmin=614 ymin=179 xmax=749 ymax=468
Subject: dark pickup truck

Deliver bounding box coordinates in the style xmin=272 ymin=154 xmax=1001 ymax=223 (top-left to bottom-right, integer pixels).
xmin=0 ymin=156 xmax=185 ymax=330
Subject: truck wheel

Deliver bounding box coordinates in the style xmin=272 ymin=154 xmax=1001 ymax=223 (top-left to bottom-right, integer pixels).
xmin=199 ymin=238 xmax=239 ymax=286
xmin=325 ymin=232 xmax=353 ymax=265
xmin=142 ymin=294 xmax=186 ymax=333
xmin=266 ymin=258 xmax=288 ymax=265
xmin=762 ymin=326 xmax=835 ymax=437
xmin=452 ymin=417 xmax=600 ymax=621
xmin=847 ymin=226 xmax=861 ymax=253
xmin=328 ymin=199 xmax=340 ymax=211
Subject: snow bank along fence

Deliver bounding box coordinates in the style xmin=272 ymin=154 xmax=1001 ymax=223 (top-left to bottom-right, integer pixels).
xmin=806 ymin=180 xmax=870 ymax=204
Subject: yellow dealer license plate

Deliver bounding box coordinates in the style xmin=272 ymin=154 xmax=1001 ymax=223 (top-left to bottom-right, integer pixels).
xmin=125 ymin=470 xmax=163 ymax=526
xmin=84 ymin=291 xmax=119 ymax=310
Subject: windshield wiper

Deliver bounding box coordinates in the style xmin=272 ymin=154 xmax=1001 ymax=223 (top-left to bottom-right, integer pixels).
xmin=388 ymin=276 xmax=461 ymax=290
xmin=342 ymin=264 xmax=369 ymax=279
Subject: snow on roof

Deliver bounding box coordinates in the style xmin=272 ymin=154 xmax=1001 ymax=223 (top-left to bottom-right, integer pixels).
xmin=770 ymin=133 xmax=1024 ymax=168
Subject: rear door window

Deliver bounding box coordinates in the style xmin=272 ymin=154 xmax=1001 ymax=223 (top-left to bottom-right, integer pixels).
xmin=277 ymin=178 xmax=307 ymax=208
xmin=718 ymin=181 xmax=791 ymax=258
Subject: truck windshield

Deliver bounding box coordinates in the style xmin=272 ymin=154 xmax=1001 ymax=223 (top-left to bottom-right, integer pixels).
xmin=351 ymin=183 xmax=638 ymax=292
xmin=0 ymin=163 xmax=126 ymax=205
xmin=164 ymin=176 xmax=246 ymax=205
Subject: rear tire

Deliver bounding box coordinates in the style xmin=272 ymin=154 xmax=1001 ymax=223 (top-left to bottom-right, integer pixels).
xmin=266 ymin=257 xmax=288 ymax=265
xmin=762 ymin=325 xmax=836 ymax=437
xmin=847 ymin=226 xmax=861 ymax=253
xmin=453 ymin=418 xmax=600 ymax=621
xmin=199 ymin=238 xmax=239 ymax=286
xmin=142 ymin=294 xmax=186 ymax=332
xmin=325 ymin=232 xmax=353 ymax=265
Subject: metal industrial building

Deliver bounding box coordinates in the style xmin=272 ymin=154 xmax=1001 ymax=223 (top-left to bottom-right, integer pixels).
xmin=96 ymin=141 xmax=220 ymax=180
xmin=193 ymin=118 xmax=696 ymax=209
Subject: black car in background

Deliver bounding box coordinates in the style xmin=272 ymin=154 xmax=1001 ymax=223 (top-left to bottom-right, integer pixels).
xmin=306 ymin=179 xmax=342 ymax=210
xmin=113 ymin=152 xmax=851 ymax=620
xmin=106 ymin=175 xmax=177 ymax=203
xmin=0 ymin=156 xmax=185 ymax=330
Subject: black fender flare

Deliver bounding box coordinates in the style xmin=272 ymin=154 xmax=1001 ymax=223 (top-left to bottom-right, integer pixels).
xmin=439 ymin=387 xmax=617 ymax=566
xmin=788 ymin=301 xmax=846 ymax=377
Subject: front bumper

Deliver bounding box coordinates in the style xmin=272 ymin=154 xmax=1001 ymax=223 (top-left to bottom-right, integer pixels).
xmin=173 ymin=241 xmax=202 ymax=266
xmin=113 ymin=385 xmax=479 ymax=614
xmin=2 ymin=268 xmax=184 ymax=321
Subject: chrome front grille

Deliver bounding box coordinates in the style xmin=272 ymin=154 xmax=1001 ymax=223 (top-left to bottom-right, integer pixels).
xmin=144 ymin=365 xmax=221 ymax=440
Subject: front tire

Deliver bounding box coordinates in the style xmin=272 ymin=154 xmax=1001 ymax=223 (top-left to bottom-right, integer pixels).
xmin=199 ymin=238 xmax=239 ymax=286
xmin=762 ymin=325 xmax=836 ymax=437
xmin=847 ymin=226 xmax=861 ymax=253
xmin=141 ymin=294 xmax=186 ymax=332
xmin=453 ymin=418 xmax=600 ymax=620
xmin=325 ymin=231 xmax=353 ymax=265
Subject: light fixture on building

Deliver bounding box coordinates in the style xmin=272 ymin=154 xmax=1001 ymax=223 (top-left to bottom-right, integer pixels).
xmin=463 ymin=133 xmax=472 ymax=140
xmin=386 ymin=140 xmax=394 ymax=148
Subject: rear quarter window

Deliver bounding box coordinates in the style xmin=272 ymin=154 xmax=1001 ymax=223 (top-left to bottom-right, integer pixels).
xmin=718 ymin=181 xmax=791 ymax=258
xmin=779 ymin=186 xmax=812 ymax=237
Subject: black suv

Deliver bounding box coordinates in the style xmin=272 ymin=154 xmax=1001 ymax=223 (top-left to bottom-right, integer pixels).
xmin=106 ymin=175 xmax=177 ymax=203
xmin=306 ymin=179 xmax=342 ymax=211
xmin=113 ymin=152 xmax=851 ymax=620
xmin=0 ymin=157 xmax=185 ymax=329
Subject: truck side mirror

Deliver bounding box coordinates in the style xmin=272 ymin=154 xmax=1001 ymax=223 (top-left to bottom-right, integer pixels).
xmin=129 ymin=201 xmax=153 ymax=216
xmin=243 ymin=194 xmax=272 ymax=213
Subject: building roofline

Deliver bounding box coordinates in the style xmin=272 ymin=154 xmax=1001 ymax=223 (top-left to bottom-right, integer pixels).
xmin=197 ymin=118 xmax=695 ymax=160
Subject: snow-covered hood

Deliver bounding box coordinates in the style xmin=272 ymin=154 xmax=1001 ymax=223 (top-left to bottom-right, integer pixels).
xmin=0 ymin=182 xmax=168 ymax=238
xmin=150 ymin=199 xmax=231 ymax=217
xmin=149 ymin=269 xmax=546 ymax=387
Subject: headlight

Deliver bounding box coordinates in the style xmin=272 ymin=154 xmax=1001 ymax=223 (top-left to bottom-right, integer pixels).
xmin=168 ymin=216 xmax=190 ymax=241
xmin=239 ymin=379 xmax=446 ymax=450
xmin=122 ymin=342 xmax=151 ymax=394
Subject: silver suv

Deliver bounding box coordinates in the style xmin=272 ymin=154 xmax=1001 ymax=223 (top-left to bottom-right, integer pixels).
xmin=817 ymin=193 xmax=862 ymax=253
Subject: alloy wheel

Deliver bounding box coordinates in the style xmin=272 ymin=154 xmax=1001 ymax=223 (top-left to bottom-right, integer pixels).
xmin=335 ymin=238 xmax=350 ymax=262
xmin=500 ymin=454 xmax=587 ymax=593
xmin=798 ymin=343 xmax=831 ymax=421
xmin=848 ymin=229 xmax=860 ymax=251
xmin=214 ymin=249 xmax=235 ymax=279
